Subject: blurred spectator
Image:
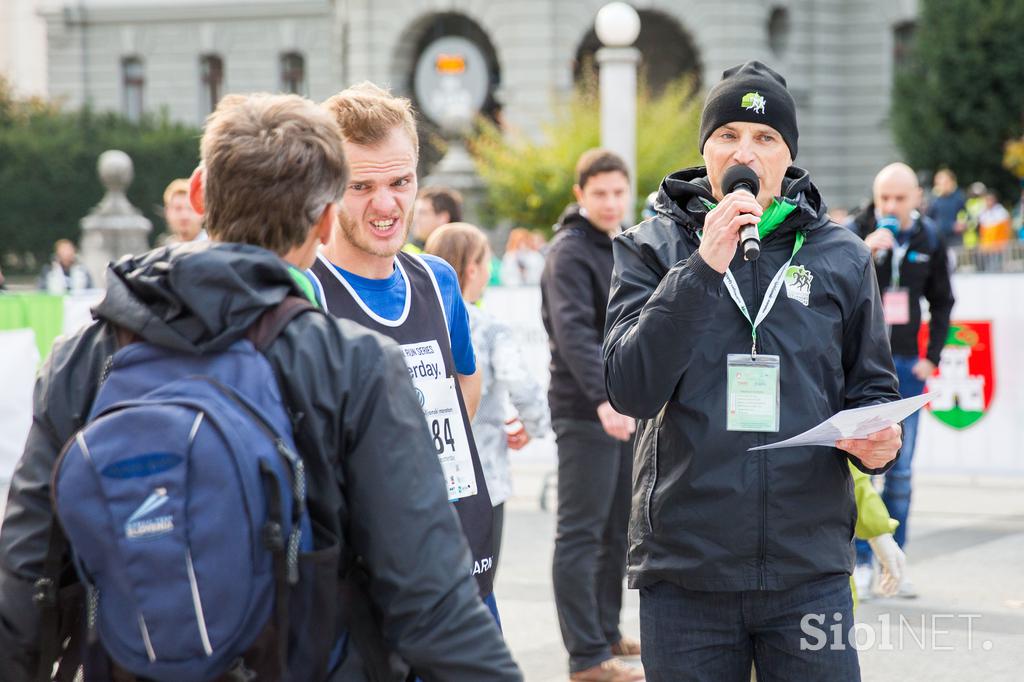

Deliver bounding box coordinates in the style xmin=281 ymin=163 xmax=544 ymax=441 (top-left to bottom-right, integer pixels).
xmin=977 ymin=190 xmax=1011 ymax=271
xmin=529 ymin=229 xmax=549 ymax=254
xmin=828 ymin=207 xmax=850 ymax=226
xmin=37 ymin=239 xmax=92 ymax=294
xmin=406 ymin=186 xmax=463 ymax=254
xmin=960 ymin=181 xmax=988 ymax=249
xmin=162 ymin=178 xmax=206 ymax=243
xmin=425 ymin=221 xmax=550 ymax=578
xmin=543 ymin=149 xmax=640 ymax=681
xmin=1011 ymin=183 xmax=1024 ymax=239
xmin=0 ymin=265 xmax=6 ymax=290
xmin=925 ymin=168 xmax=966 ymax=247
xmin=640 ymin=190 xmax=659 ymax=220
xmin=852 ymin=162 xmax=954 ymax=598
xmin=500 ymin=227 xmax=545 ymax=285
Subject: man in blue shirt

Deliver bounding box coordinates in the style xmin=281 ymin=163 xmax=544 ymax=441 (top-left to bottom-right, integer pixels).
xmin=308 ymin=82 xmax=498 ymax=622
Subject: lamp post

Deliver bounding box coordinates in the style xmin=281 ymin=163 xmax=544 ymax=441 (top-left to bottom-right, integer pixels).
xmin=595 ymin=2 xmax=641 ymax=221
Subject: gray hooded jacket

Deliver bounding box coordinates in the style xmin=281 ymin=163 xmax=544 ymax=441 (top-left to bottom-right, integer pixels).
xmin=0 ymin=242 xmax=521 ymax=681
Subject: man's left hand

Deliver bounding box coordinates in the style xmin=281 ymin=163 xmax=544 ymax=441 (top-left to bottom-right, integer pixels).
xmin=911 ymin=358 xmax=936 ymax=381
xmin=837 ymin=424 xmax=902 ymax=470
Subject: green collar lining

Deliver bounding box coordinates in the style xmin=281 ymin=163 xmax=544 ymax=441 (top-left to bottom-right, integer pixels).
xmin=700 ymin=197 xmax=798 ymax=239
xmin=287 ymin=265 xmax=320 ymax=306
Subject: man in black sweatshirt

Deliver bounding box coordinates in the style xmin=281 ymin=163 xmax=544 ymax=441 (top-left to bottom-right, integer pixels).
xmin=541 ymin=149 xmax=643 ymax=682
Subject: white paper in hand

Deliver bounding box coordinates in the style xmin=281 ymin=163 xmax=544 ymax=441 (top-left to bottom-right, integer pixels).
xmin=747 ymin=393 xmax=932 ymax=451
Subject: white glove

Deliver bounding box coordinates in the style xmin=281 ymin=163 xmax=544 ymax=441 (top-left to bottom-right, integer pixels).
xmin=868 ymin=533 xmax=906 ymax=597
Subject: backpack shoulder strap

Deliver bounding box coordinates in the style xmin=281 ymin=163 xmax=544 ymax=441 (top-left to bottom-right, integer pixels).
xmin=34 ymin=519 xmax=66 ymax=682
xmin=246 ymin=297 xmax=316 ymax=353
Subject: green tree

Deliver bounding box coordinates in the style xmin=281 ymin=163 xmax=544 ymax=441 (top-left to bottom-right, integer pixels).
xmin=0 ymin=78 xmax=200 ymax=273
xmin=469 ymin=78 xmax=702 ymax=231
xmin=891 ymin=0 xmax=1024 ymax=199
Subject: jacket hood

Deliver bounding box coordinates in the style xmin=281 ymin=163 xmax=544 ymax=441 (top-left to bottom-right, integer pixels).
xmin=556 ymin=203 xmax=586 ymax=231
xmin=93 ymin=241 xmax=305 ymax=353
xmin=555 ymin=203 xmax=615 ymax=244
xmin=554 ymin=203 xmax=582 ymax=230
xmin=654 ymin=165 xmax=831 ymax=235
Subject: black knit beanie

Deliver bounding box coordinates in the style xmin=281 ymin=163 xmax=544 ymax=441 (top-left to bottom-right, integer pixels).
xmin=698 ymin=61 xmax=798 ymax=159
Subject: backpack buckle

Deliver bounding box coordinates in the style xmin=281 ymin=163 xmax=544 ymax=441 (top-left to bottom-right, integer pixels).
xmin=224 ymin=657 xmax=257 ymax=682
xmin=262 ymin=522 xmax=284 ymax=552
xmin=32 ymin=577 xmax=57 ymax=608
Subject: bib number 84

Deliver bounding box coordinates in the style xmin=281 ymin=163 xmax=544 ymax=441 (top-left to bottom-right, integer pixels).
xmin=431 ymin=418 xmax=456 ymax=454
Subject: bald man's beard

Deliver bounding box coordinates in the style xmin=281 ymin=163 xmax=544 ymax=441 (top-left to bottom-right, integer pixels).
xmin=336 ymin=209 xmax=410 ymax=259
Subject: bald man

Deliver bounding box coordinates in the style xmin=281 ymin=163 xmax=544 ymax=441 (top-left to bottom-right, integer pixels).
xmin=851 ymin=163 xmax=955 ymax=599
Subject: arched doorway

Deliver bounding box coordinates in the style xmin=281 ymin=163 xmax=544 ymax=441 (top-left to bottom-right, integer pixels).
xmin=573 ymin=9 xmax=702 ymax=96
xmin=392 ymin=12 xmax=502 ymax=173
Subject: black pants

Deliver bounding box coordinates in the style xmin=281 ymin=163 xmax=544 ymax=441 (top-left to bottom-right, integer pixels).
xmin=551 ymin=418 xmax=633 ymax=673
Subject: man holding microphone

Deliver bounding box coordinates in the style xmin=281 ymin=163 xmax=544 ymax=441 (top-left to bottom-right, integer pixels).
xmin=851 ymin=162 xmax=954 ymax=599
xmin=603 ymin=61 xmax=902 ymax=680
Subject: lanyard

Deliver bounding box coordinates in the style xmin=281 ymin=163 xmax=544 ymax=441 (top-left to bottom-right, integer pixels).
xmin=709 ymin=231 xmax=805 ymax=356
xmin=890 ymin=243 xmax=908 ymax=288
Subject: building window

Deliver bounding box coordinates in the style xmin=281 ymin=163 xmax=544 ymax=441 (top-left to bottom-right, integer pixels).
xmin=200 ymin=54 xmax=224 ymax=116
xmin=893 ymin=21 xmax=916 ymax=71
xmin=280 ymin=52 xmax=306 ymax=95
xmin=122 ymin=57 xmax=144 ymax=123
xmin=767 ymin=7 xmax=791 ymax=58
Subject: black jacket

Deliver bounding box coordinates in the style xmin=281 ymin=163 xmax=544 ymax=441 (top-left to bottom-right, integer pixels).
xmin=540 ymin=206 xmax=616 ymax=422
xmin=0 ymin=242 xmax=521 ymax=682
xmin=852 ymin=206 xmax=955 ymax=365
xmin=603 ymin=167 xmax=900 ymax=592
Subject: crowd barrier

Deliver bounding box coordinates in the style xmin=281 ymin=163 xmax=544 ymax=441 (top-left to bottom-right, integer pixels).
xmin=1 ymin=275 xmax=1021 ymax=488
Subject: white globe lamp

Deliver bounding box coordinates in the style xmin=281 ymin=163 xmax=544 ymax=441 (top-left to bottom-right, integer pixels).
xmin=595 ymin=2 xmax=641 ymax=47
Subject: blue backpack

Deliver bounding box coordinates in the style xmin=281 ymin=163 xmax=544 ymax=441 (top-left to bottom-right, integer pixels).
xmin=47 ymin=298 xmax=330 ymax=681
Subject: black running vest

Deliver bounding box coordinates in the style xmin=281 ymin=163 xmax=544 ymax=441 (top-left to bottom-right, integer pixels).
xmin=309 ymin=251 xmax=495 ymax=596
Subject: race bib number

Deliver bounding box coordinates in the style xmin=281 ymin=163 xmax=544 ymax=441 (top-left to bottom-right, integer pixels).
xmin=401 ymin=340 xmax=477 ymax=500
xmin=726 ymin=354 xmax=781 ymax=433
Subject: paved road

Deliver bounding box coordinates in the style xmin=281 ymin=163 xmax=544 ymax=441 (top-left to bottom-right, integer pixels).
xmin=497 ymin=451 xmax=1024 ymax=681
xmin=2 ymin=450 xmax=1021 ymax=681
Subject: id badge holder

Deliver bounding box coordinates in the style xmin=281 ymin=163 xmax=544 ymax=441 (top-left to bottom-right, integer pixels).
xmin=883 ymin=288 xmax=911 ymax=325
xmin=726 ymin=354 xmax=781 ymax=432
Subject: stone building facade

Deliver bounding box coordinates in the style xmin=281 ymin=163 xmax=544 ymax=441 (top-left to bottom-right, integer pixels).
xmin=40 ymin=0 xmax=919 ymax=210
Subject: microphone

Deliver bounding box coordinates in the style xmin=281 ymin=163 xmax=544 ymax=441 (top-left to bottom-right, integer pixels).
xmin=721 ymin=165 xmax=761 ymax=261
xmin=874 ymin=215 xmax=901 ymax=264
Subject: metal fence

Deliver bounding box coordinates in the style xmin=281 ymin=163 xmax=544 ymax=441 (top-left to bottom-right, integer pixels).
xmin=952 ymin=241 xmax=1024 ymax=273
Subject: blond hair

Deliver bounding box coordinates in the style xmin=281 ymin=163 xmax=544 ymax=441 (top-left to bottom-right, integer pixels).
xmin=200 ymin=93 xmax=348 ymax=255
xmin=322 ymin=81 xmax=419 ymax=155
xmin=424 ymin=222 xmax=489 ymax=291
xmin=504 ymin=227 xmax=532 ymax=253
xmin=162 ymin=178 xmax=190 ymax=206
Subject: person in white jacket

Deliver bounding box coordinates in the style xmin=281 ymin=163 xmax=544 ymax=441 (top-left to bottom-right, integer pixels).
xmin=426 ymin=222 xmax=550 ymax=575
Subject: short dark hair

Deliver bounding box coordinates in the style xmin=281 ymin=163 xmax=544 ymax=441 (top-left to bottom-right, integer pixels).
xmin=419 ymin=186 xmax=464 ymax=223
xmin=575 ymin=148 xmax=629 ymax=189
xmin=201 ymin=94 xmax=348 ymax=255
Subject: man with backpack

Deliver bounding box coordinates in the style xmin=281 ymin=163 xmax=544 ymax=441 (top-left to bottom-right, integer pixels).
xmin=0 ymin=93 xmax=521 ymax=682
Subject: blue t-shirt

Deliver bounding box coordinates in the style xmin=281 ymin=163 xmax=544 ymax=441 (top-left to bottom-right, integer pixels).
xmin=308 ymin=254 xmax=475 ymax=375
xmin=926 ymin=189 xmax=965 ymax=237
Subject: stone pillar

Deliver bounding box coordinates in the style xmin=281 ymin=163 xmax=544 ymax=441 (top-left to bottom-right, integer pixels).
xmin=79 ymin=150 xmax=152 ymax=288
xmin=597 ymin=46 xmax=640 ymax=223
xmin=423 ymin=139 xmax=487 ymax=228
xmin=595 ymin=2 xmax=641 ymax=224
